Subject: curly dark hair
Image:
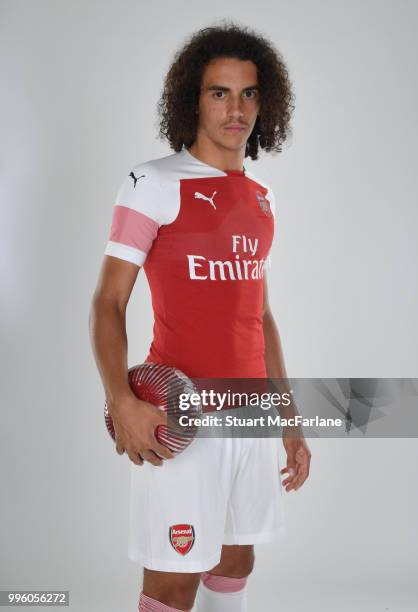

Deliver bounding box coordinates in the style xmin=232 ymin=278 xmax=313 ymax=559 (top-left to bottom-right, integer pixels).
xmin=157 ymin=20 xmax=295 ymax=160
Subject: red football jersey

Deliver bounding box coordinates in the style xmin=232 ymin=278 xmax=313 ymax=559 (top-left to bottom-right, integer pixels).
xmin=105 ymin=148 xmax=276 ymax=378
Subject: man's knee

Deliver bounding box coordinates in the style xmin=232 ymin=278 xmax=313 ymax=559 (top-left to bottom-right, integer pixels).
xmin=208 ymin=544 xmax=255 ymax=578
xmin=142 ymin=568 xmax=201 ymax=610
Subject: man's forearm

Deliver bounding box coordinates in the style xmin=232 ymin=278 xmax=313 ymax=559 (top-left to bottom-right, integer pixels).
xmin=263 ymin=311 xmax=288 ymax=379
xmin=263 ymin=311 xmax=300 ymax=422
xmin=89 ymin=299 xmax=135 ymax=407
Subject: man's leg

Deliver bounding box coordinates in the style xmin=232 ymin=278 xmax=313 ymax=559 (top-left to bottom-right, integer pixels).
xmin=194 ymin=544 xmax=254 ymax=611
xmin=138 ymin=569 xmax=201 ymax=611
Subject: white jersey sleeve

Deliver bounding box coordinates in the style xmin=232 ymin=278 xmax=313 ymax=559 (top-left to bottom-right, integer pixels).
xmin=104 ymin=163 xmax=165 ymax=267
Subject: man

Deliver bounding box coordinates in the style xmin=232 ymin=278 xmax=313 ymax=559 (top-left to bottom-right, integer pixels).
xmin=90 ymin=22 xmax=311 ymax=612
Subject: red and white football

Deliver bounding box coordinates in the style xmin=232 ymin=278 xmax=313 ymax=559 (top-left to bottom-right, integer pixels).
xmin=104 ymin=362 xmax=201 ymax=456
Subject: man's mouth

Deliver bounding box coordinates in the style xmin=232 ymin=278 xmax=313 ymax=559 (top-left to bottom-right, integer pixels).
xmin=224 ymin=125 xmax=246 ymax=133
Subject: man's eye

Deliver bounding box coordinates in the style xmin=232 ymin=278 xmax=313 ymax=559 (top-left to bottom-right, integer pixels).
xmin=244 ymin=90 xmax=257 ymax=98
xmin=213 ymin=91 xmax=225 ymax=99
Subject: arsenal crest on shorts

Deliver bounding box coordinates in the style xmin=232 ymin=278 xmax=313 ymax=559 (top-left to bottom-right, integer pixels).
xmin=169 ymin=524 xmax=195 ymax=556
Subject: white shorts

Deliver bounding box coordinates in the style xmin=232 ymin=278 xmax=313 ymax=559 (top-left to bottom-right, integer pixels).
xmin=128 ymin=435 xmax=286 ymax=572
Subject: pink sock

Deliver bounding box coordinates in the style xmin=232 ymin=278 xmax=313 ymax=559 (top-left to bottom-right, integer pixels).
xmin=195 ymin=573 xmax=248 ymax=610
xmin=138 ymin=591 xmax=191 ymax=611
xmin=200 ymin=572 xmax=248 ymax=593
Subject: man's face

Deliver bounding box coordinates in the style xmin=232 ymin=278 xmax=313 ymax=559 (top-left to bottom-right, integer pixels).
xmin=195 ymin=57 xmax=260 ymax=152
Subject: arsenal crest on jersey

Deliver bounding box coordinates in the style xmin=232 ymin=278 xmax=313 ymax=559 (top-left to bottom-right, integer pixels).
xmin=255 ymin=190 xmax=271 ymax=215
xmin=169 ymin=523 xmax=195 ymax=556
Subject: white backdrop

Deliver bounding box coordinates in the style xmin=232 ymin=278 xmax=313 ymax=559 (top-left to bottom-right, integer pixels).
xmin=1 ymin=1 xmax=417 ymax=610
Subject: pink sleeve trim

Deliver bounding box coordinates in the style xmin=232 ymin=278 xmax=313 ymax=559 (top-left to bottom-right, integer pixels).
xmin=109 ymin=205 xmax=159 ymax=254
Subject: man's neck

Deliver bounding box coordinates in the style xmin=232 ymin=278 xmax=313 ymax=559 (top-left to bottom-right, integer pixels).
xmin=188 ymin=137 xmax=245 ymax=173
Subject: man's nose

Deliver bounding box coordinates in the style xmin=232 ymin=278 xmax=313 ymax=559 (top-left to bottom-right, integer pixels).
xmin=227 ymin=95 xmax=244 ymax=118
